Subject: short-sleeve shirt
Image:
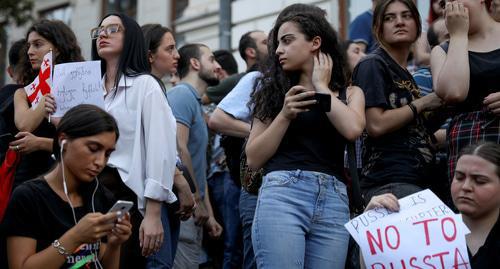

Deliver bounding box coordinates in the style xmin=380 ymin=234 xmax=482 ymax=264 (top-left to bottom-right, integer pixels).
xmin=167 ymin=82 xmax=208 ymax=197
xmin=348 ymin=10 xmax=378 ymax=53
xmin=217 ymin=71 xmax=261 ymax=123
xmin=352 ymin=48 xmax=435 ymax=190
xmin=2 ymin=178 xmax=115 ymax=269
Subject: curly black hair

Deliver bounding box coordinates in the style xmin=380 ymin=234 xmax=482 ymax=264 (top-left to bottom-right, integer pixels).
xmin=20 ymin=19 xmax=84 ymax=83
xmin=251 ymin=4 xmax=348 ymax=122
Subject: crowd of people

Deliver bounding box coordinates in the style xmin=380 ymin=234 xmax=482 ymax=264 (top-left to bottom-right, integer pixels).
xmin=0 ymin=0 xmax=498 ymax=269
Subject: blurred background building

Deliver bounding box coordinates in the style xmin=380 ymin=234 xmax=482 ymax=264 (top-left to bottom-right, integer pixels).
xmin=0 ymin=0 xmax=430 ymax=85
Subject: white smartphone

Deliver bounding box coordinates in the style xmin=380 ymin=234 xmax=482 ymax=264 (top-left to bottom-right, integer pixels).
xmin=108 ymin=200 xmax=134 ymax=215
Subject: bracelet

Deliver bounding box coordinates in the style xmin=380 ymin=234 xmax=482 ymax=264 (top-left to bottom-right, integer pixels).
xmin=407 ymin=103 xmax=418 ymax=120
xmin=52 ymin=239 xmax=71 ymax=256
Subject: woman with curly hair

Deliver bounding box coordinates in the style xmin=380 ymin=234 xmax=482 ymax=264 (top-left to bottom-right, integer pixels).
xmin=245 ymin=4 xmax=365 ymax=268
xmin=11 ymin=19 xmax=84 ymax=186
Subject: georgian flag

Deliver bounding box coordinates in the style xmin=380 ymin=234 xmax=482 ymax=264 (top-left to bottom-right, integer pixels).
xmin=24 ymin=51 xmax=53 ymax=109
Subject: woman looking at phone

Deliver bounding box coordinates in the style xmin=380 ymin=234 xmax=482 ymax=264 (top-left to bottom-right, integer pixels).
xmin=3 ymin=104 xmax=131 ymax=269
xmin=245 ymin=4 xmax=365 ymax=268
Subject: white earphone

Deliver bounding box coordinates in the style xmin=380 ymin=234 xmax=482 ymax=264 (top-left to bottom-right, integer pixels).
xmin=59 ymin=137 xmax=103 ymax=268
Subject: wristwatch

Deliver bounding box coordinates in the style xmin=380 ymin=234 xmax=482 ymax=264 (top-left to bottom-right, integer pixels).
xmin=52 ymin=239 xmax=71 ymax=256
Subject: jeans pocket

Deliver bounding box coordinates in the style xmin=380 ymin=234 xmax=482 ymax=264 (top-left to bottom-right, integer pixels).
xmin=261 ymin=171 xmax=295 ymax=189
xmin=335 ymin=181 xmax=349 ymax=207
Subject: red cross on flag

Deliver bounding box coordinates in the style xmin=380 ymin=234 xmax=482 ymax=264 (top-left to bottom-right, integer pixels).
xmin=24 ymin=51 xmax=53 ymax=109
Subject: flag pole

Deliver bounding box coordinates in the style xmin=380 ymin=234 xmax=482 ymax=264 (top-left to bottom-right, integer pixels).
xmin=48 ymin=49 xmax=53 ymax=124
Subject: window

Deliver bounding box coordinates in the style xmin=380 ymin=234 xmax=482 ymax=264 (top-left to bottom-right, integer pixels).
xmin=39 ymin=4 xmax=73 ymax=25
xmin=103 ymin=0 xmax=137 ymax=18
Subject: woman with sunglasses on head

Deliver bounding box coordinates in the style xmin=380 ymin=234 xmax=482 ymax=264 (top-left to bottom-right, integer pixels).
xmin=91 ymin=14 xmax=178 ymax=267
xmin=3 ymin=104 xmax=131 ymax=269
xmin=11 ymin=19 xmax=84 ymax=186
xmin=246 ymin=4 xmax=365 ymax=268
xmin=352 ymin=0 xmax=444 ymax=202
xmin=431 ymin=0 xmax=500 ymax=180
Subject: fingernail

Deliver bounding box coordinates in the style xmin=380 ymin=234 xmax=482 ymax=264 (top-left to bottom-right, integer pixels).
xmin=117 ymin=211 xmax=122 ymax=216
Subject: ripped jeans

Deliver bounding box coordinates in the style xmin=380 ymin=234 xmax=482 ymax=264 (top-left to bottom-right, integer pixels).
xmin=252 ymin=170 xmax=350 ymax=269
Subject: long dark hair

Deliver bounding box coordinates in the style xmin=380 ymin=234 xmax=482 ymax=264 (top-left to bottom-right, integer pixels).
xmin=251 ymin=4 xmax=347 ymax=122
xmin=141 ymin=23 xmax=173 ymax=55
xmin=91 ymin=13 xmax=151 ymax=89
xmin=372 ymin=0 xmax=422 ymax=49
xmin=53 ymin=104 xmax=119 ymax=161
xmin=20 ymin=19 xmax=84 ymax=84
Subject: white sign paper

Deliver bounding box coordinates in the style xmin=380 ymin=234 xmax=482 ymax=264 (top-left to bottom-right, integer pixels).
xmin=52 ymin=61 xmax=103 ymax=117
xmin=345 ymin=189 xmax=462 ymax=244
xmin=358 ymin=214 xmax=471 ymax=269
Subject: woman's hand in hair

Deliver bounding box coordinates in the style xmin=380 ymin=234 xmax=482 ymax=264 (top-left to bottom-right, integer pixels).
xmin=70 ymin=212 xmax=119 ymax=244
xmin=444 ymin=0 xmax=469 ymax=39
xmin=280 ymin=86 xmax=317 ymax=120
xmin=364 ymin=193 xmax=400 ymax=212
xmin=312 ymin=52 xmax=333 ymax=93
xmin=107 ymin=212 xmax=132 ymax=247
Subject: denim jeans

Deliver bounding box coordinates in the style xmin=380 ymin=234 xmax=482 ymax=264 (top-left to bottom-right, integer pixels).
xmin=252 ymin=170 xmax=350 ymax=269
xmin=207 ymin=171 xmax=243 ymax=269
xmin=240 ymin=187 xmax=258 ymax=269
xmin=146 ymin=202 xmax=180 ymax=269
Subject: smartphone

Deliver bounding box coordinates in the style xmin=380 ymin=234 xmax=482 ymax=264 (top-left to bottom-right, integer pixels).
xmin=303 ymin=93 xmax=331 ymax=112
xmin=108 ymin=200 xmax=134 ymax=215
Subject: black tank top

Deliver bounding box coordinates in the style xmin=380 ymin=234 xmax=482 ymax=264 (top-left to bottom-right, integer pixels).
xmin=264 ymin=88 xmax=348 ymax=182
xmin=440 ymin=42 xmax=500 ymax=112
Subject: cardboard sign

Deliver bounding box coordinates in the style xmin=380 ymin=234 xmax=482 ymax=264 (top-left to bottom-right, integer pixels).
xmin=52 ymin=61 xmax=103 ymax=117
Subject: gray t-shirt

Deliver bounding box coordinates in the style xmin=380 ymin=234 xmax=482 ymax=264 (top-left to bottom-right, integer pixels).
xmin=167 ymin=82 xmax=208 ymax=197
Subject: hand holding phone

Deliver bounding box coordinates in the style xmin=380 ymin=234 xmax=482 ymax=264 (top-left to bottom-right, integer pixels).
xmin=108 ymin=200 xmax=134 ymax=215
xmin=303 ymin=93 xmax=331 ymax=112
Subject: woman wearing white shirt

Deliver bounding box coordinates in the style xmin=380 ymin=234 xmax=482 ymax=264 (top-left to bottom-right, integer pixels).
xmin=90 ymin=13 xmax=177 ymax=267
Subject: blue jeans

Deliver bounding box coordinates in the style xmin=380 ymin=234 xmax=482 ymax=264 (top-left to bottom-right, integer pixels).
xmin=207 ymin=171 xmax=243 ymax=269
xmin=252 ymin=170 xmax=350 ymax=269
xmin=239 ymin=188 xmax=258 ymax=269
xmin=146 ymin=202 xmax=180 ymax=269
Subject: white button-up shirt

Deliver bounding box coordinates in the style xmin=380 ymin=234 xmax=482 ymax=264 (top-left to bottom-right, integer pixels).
xmin=103 ymin=74 xmax=177 ymax=214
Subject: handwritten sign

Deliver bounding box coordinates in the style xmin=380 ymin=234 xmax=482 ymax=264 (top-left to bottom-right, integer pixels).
xmin=346 ymin=189 xmax=461 ymax=244
xmin=52 ymin=61 xmax=103 ymax=117
xmin=358 ymin=214 xmax=470 ymax=269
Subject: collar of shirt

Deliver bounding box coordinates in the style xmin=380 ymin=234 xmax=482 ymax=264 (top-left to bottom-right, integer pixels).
xmin=175 ymin=82 xmax=202 ymax=104
xmin=101 ymin=74 xmax=135 ymax=98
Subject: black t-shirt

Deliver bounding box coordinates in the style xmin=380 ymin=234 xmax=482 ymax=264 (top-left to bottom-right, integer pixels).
xmin=264 ymin=93 xmax=347 ymax=181
xmin=468 ymin=214 xmax=500 ymax=268
xmin=352 ymin=48 xmax=434 ymax=190
xmin=2 ymin=178 xmax=115 ymax=269
xmin=440 ymin=42 xmax=500 ymax=112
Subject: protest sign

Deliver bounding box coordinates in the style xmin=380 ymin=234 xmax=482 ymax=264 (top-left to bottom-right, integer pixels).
xmin=358 ymin=214 xmax=470 ymax=269
xmin=52 ymin=61 xmax=103 ymax=117
xmin=345 ymin=189 xmax=460 ymax=244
